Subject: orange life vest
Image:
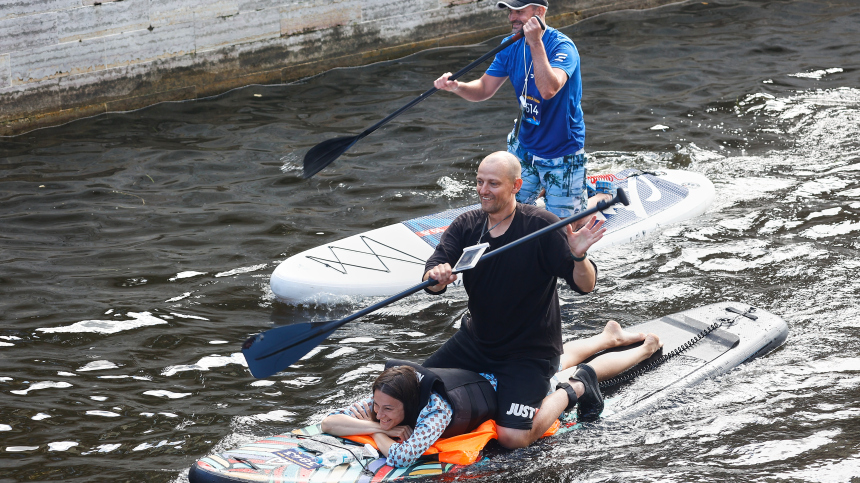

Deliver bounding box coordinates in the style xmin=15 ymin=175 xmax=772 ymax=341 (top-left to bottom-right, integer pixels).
xmin=344 ymin=418 xmax=560 ymax=466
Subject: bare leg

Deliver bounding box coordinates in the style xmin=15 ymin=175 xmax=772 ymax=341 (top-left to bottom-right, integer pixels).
xmin=497 ymin=334 xmax=662 ymax=449
xmin=560 ymin=320 xmax=646 ymax=371
xmin=497 ymin=387 xmax=570 ymax=449
xmin=588 ymin=333 xmax=663 ymax=381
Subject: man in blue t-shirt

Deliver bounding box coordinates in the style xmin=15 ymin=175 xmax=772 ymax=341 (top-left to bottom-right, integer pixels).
xmin=434 ymin=0 xmax=588 ymax=218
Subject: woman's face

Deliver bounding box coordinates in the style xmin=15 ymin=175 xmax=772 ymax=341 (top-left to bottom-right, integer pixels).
xmin=372 ymin=389 xmax=405 ymax=430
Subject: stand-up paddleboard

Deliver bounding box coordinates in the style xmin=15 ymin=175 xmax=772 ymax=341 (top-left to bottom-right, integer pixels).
xmin=188 ymin=302 xmax=788 ymax=483
xmin=271 ymin=169 xmax=715 ymax=304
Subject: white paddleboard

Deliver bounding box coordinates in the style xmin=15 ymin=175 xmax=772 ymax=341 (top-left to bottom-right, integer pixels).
xmin=271 ymin=169 xmax=715 ymax=304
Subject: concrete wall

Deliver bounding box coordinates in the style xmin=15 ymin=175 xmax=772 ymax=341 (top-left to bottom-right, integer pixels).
xmin=0 ymin=0 xmax=681 ymax=136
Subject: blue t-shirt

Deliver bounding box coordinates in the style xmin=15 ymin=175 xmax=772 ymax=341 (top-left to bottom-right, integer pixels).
xmin=486 ymin=27 xmax=585 ymax=158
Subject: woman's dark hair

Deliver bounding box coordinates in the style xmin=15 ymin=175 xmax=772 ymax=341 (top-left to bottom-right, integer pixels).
xmin=371 ymin=365 xmax=422 ymax=428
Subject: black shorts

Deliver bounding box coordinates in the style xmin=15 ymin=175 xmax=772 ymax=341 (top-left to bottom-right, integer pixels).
xmin=424 ymin=329 xmax=559 ymax=431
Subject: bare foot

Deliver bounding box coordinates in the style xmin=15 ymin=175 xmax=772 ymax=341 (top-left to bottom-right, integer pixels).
xmin=603 ymin=320 xmax=646 ymax=347
xmin=642 ymin=333 xmax=663 ymax=354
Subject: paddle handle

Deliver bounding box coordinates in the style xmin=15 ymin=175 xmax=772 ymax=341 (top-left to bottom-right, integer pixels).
xmin=356 ymin=30 xmax=526 ymax=141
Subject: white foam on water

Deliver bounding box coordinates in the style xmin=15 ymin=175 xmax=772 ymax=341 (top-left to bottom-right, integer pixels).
xmin=132 ymin=440 xmax=182 ymax=452
xmin=325 ymin=347 xmax=357 ymax=359
xmin=165 ymin=292 xmax=193 ymax=303
xmin=337 ymin=364 xmax=385 ymax=385
xmin=37 ymin=312 xmax=168 ymax=335
xmin=86 ymin=410 xmax=120 ymax=418
xmin=436 ymin=176 xmax=471 ymax=198
xmin=90 ymin=396 xmax=107 ymax=401
xmin=143 ymin=390 xmax=192 ymax=399
xmin=0 ymin=342 xmax=13 ymax=347
xmin=57 ymin=372 xmax=77 ymax=377
xmin=169 ymin=271 xmax=207 ymax=281
xmin=727 ymin=429 xmax=840 ymax=466
xmin=6 ymin=446 xmax=40 ymax=452
xmin=795 ymin=177 xmax=851 ymax=199
xmin=717 ymin=211 xmax=761 ymax=231
xmin=82 ymin=444 xmax=122 ymax=455
xmin=0 ymin=425 xmax=11 ymax=431
xmin=375 ymin=298 xmax=443 ymax=317
xmin=48 ymin=442 xmax=78 ymax=451
xmin=170 ymin=312 xmax=209 ymax=320
xmin=280 ymin=376 xmax=321 ymax=387
xmin=32 ymin=413 xmax=50 ymax=420
xmin=339 ymin=337 xmax=375 ymax=344
xmin=250 ymin=380 xmax=275 ymax=386
xmin=299 ymin=346 xmax=326 ymax=361
xmin=77 ymin=360 xmax=119 ymax=372
xmin=215 ymin=263 xmax=268 ymax=278
xmin=806 ymin=207 xmax=842 ymax=220
xmin=788 ymin=68 xmax=843 ymax=80
xmin=400 ymin=331 xmax=426 ymax=337
xmin=801 ymin=221 xmax=860 ymax=239
xmin=11 ymin=381 xmax=73 ymax=395
xmin=251 ymin=410 xmax=296 ymax=422
xmin=209 ymin=340 xmax=229 ymax=344
xmin=0 ymin=377 xmax=12 ymax=382
xmin=161 ymin=352 xmax=246 ymax=376
xmin=760 ymin=218 xmax=804 ymax=234
xmin=279 ymin=152 xmax=301 ymax=173
xmin=97 ymin=375 xmax=151 ymax=381
xmin=650 ymin=124 xmax=670 ymax=130
xmin=0 ymin=335 xmax=21 ymax=340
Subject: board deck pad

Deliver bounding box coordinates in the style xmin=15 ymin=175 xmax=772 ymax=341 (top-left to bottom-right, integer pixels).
xmin=189 ymin=302 xmax=788 ymax=483
xmin=270 ymin=169 xmax=715 ymax=303
xmin=402 ymin=204 xmax=477 ymax=248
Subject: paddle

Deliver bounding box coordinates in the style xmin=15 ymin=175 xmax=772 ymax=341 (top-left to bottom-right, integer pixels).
xmin=302 ymin=18 xmax=546 ymax=179
xmin=243 ymin=188 xmax=630 ymax=378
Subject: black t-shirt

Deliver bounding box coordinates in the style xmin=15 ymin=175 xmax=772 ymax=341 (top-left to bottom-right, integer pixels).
xmin=424 ymin=204 xmax=597 ymax=360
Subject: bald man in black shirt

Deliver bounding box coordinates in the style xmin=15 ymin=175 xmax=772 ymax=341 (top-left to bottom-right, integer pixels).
xmin=422 ymin=151 xmax=607 ymax=449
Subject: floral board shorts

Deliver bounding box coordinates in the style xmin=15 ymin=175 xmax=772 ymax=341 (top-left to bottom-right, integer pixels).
xmin=507 ymin=132 xmax=588 ymax=218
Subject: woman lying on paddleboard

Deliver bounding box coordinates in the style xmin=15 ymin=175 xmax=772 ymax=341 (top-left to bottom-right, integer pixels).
xmin=321 ymin=321 xmax=662 ymax=467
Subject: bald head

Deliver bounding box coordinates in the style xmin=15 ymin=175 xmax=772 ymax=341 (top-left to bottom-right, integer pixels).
xmin=480 ymin=152 xmax=521 ymax=183
xmin=475 ymin=151 xmax=523 ymax=216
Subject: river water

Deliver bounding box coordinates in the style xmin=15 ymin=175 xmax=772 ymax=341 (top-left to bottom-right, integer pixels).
xmin=2 ymin=0 xmax=859 ymax=481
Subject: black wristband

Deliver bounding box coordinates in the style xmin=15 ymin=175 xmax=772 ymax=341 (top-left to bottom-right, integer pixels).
xmin=570 ymin=251 xmax=587 ymax=262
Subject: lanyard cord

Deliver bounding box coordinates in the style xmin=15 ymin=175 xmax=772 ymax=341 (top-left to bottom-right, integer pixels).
xmin=479 ymin=207 xmax=515 ymax=243
xmin=520 ymin=39 xmax=533 ymax=105
xmin=513 ymin=39 xmax=534 ymax=142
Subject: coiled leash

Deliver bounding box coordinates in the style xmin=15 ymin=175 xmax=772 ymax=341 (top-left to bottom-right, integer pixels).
xmin=599 ymin=306 xmax=758 ymax=389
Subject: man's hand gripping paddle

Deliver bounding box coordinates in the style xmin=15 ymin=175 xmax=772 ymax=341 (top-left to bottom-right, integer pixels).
xmin=302 ymin=17 xmax=546 ymax=179
xmin=242 ymin=188 xmax=629 ymax=378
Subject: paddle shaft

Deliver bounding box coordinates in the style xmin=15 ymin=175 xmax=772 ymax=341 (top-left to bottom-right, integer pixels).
xmin=253 ymin=189 xmax=628 ymax=364
xmin=302 ymin=17 xmax=546 ymax=178
xmin=351 ymin=31 xmax=525 ymax=144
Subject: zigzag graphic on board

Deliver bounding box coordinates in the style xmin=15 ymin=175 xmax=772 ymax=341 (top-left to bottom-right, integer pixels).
xmin=306 ymin=236 xmax=425 ymax=275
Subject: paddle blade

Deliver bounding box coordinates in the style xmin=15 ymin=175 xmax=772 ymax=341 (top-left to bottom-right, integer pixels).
xmin=303 ymin=136 xmax=359 ymax=178
xmin=242 ymin=321 xmax=339 ymax=378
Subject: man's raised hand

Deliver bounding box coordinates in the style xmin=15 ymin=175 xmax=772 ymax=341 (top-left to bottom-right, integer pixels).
xmin=564 ymin=216 xmax=606 ymax=258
